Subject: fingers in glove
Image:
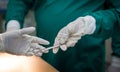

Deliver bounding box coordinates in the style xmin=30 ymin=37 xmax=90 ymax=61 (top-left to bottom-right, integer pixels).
xmin=60 ymin=44 xmax=67 ymax=51
xmin=53 ymin=44 xmax=60 ymax=54
xmin=31 ymin=37 xmax=50 ymax=45
xmin=60 ymin=36 xmax=80 ymax=51
xmin=53 ymin=28 xmax=69 ymax=54
xmin=58 ymin=28 xmax=69 ymax=44
xmin=66 ymin=41 xmax=77 ymax=48
xmin=23 ymin=34 xmax=50 ymax=45
xmin=53 ymin=46 xmax=59 ymax=54
xmin=35 ymin=52 xmax=43 ymax=56
xmin=59 ymin=40 xmax=76 ymax=51
xmin=27 ymin=49 xmax=43 ymax=56
xmin=53 ymin=37 xmax=60 ymax=54
xmin=20 ymin=27 xmax=35 ymax=35
xmin=30 ymin=43 xmax=49 ymax=53
xmin=65 ymin=36 xmax=80 ymax=48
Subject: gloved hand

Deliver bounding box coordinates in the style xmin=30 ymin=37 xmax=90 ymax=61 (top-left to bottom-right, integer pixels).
xmin=107 ymin=56 xmax=120 ymax=72
xmin=0 ymin=27 xmax=50 ymax=56
xmin=0 ymin=20 xmax=50 ymax=56
xmin=53 ymin=16 xmax=96 ymax=53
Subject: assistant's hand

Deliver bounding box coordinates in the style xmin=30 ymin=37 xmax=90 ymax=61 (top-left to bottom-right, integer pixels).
xmin=0 ymin=27 xmax=50 ymax=56
xmin=53 ymin=16 xmax=96 ymax=53
xmin=108 ymin=56 xmax=120 ymax=72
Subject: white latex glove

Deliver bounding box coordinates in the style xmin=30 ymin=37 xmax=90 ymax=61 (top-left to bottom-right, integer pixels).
xmin=53 ymin=16 xmax=96 ymax=53
xmin=0 ymin=27 xmax=50 ymax=56
xmin=108 ymin=56 xmax=120 ymax=72
xmin=0 ymin=20 xmax=50 ymax=56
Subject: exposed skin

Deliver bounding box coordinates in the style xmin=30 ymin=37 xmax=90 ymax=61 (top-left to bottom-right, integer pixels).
xmin=0 ymin=52 xmax=58 ymax=72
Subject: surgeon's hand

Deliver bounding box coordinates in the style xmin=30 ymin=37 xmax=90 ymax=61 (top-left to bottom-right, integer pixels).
xmin=53 ymin=16 xmax=96 ymax=53
xmin=0 ymin=27 xmax=50 ymax=56
xmin=108 ymin=56 xmax=120 ymax=72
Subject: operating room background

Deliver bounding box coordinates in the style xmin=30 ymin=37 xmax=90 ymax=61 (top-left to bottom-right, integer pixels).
xmin=0 ymin=0 xmax=112 ymax=70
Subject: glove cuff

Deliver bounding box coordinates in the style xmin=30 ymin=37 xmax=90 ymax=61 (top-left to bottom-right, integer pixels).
xmin=111 ymin=56 xmax=120 ymax=67
xmin=7 ymin=20 xmax=20 ymax=31
xmin=84 ymin=16 xmax=96 ymax=35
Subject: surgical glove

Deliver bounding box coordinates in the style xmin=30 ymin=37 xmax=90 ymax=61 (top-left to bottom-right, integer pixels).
xmin=53 ymin=16 xmax=96 ymax=53
xmin=108 ymin=56 xmax=120 ymax=72
xmin=6 ymin=20 xmax=50 ymax=56
xmin=0 ymin=27 xmax=50 ymax=56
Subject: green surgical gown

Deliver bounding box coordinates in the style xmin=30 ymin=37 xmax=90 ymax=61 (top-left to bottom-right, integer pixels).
xmin=6 ymin=0 xmax=120 ymax=72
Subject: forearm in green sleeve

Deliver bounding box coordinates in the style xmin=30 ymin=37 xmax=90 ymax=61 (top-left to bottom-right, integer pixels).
xmin=89 ymin=9 xmax=120 ymax=39
xmin=5 ymin=0 xmax=34 ymax=28
xmin=89 ymin=8 xmax=120 ymax=57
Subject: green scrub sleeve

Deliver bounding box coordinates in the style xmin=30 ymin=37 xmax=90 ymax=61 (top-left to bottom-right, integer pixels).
xmin=89 ymin=9 xmax=120 ymax=39
xmin=88 ymin=0 xmax=120 ymax=57
xmin=87 ymin=0 xmax=120 ymax=39
xmin=5 ymin=0 xmax=34 ymax=28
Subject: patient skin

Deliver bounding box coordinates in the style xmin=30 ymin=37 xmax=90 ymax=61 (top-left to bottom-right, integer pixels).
xmin=0 ymin=52 xmax=58 ymax=72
